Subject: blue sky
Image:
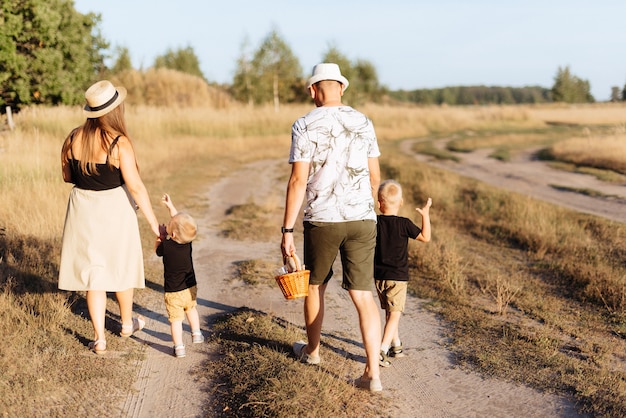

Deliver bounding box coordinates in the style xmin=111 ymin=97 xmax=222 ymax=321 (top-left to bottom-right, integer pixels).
xmin=73 ymin=0 xmax=626 ymax=101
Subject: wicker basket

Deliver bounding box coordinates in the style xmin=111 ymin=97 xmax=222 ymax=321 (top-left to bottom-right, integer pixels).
xmin=275 ymin=254 xmax=309 ymax=300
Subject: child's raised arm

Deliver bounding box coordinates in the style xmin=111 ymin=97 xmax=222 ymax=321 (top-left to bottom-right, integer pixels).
xmin=161 ymin=193 xmax=178 ymax=217
xmin=415 ymin=197 xmax=432 ymax=242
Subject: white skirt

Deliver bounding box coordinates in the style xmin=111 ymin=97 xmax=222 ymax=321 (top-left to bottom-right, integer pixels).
xmin=58 ymin=185 xmax=145 ymax=291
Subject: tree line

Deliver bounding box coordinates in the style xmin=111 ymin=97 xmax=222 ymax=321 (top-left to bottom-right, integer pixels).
xmin=1 ymin=1 xmax=624 ymax=112
xmin=390 ymin=85 xmax=552 ymax=105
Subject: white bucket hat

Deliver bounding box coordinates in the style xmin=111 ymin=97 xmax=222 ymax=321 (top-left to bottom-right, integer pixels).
xmin=83 ymin=80 xmax=127 ymax=118
xmin=306 ymin=63 xmax=349 ymax=90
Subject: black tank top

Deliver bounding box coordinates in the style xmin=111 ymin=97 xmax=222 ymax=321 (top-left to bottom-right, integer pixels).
xmin=70 ymin=136 xmax=124 ymax=191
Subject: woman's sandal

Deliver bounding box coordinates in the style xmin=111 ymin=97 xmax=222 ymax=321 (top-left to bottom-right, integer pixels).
xmin=120 ymin=316 xmax=145 ymax=338
xmin=88 ymin=339 xmax=107 ymax=355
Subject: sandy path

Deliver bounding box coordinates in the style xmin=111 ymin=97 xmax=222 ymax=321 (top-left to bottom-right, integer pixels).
xmin=118 ymin=155 xmax=590 ymax=417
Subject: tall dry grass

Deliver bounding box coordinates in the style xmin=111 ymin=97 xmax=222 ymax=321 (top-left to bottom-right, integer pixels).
xmin=380 ymin=146 xmax=626 ymax=416
xmin=4 ymin=101 xmax=625 ymax=314
xmin=547 ymin=124 xmax=626 ymax=175
xmin=527 ymin=102 xmax=626 ymax=125
xmin=362 ymin=102 xmax=543 ymax=141
xmin=111 ymin=68 xmax=234 ymax=109
xmin=1 ymin=102 xmax=562 ymax=239
xmin=2 ymin=101 xmax=626 ymax=416
xmin=0 ymin=103 xmax=302 ymax=239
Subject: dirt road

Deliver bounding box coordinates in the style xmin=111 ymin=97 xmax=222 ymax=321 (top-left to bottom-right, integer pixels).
xmin=401 ymin=139 xmax=626 ymax=224
xmin=116 ymin=146 xmax=609 ymax=417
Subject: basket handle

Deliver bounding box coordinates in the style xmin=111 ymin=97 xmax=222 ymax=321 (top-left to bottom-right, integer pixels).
xmin=284 ymin=252 xmax=303 ymax=272
xmin=292 ymin=253 xmax=302 ymax=271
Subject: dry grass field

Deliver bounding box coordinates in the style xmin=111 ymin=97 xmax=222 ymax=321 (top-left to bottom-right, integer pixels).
xmin=1 ymin=101 xmax=626 ymax=416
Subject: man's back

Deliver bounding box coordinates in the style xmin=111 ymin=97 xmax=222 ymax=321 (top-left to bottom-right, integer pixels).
xmin=290 ymin=106 xmax=380 ymax=222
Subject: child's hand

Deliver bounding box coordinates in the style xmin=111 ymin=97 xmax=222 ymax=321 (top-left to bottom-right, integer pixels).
xmin=158 ymin=224 xmax=167 ymax=241
xmin=416 ymin=197 xmax=432 ymax=216
xmin=161 ymin=192 xmax=179 ymax=217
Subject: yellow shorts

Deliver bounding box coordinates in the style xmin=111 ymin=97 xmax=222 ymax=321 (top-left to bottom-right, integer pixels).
xmin=164 ymin=285 xmax=198 ymax=322
xmin=375 ymin=280 xmax=407 ymax=312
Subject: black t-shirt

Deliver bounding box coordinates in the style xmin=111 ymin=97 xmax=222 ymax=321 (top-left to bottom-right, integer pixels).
xmin=156 ymin=239 xmax=197 ymax=292
xmin=374 ymin=214 xmax=421 ymax=281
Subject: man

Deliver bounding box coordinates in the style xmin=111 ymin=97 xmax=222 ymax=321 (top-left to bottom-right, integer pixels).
xmin=281 ymin=63 xmax=382 ymax=392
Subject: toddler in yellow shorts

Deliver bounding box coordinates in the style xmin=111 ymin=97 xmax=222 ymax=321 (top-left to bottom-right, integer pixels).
xmin=156 ymin=193 xmax=204 ymax=358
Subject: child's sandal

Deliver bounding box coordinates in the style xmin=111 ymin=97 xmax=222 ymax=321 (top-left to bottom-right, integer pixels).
xmin=390 ymin=343 xmax=405 ymax=357
xmin=379 ymin=349 xmax=391 ymax=367
xmin=120 ymin=316 xmax=145 ymax=337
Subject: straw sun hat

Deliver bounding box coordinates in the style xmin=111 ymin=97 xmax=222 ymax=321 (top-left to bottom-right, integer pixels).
xmin=306 ymin=63 xmax=349 ymax=90
xmin=83 ymin=80 xmax=127 ymax=118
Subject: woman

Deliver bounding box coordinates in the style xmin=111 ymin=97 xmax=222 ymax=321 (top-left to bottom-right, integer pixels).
xmin=59 ymin=80 xmax=160 ymax=354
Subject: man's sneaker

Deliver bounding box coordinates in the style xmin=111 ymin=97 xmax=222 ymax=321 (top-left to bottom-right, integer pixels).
xmin=390 ymin=343 xmax=405 ymax=358
xmin=293 ymin=340 xmax=320 ymax=365
xmin=174 ymin=344 xmax=186 ymax=358
xmin=192 ymin=331 xmax=204 ymax=344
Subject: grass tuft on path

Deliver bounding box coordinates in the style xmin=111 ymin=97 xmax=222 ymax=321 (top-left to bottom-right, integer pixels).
xmin=203 ymin=308 xmax=387 ymax=417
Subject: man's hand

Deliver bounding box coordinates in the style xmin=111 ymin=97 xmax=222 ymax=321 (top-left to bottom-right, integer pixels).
xmin=281 ymin=232 xmax=296 ymax=260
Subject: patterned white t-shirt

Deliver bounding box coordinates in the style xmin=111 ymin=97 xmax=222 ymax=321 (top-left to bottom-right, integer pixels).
xmin=289 ymin=106 xmax=381 ymax=222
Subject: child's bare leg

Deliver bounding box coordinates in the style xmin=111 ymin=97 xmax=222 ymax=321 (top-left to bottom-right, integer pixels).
xmin=186 ymin=306 xmax=201 ymax=332
xmin=170 ymin=320 xmax=183 ymax=346
xmin=381 ymin=310 xmax=402 ymax=348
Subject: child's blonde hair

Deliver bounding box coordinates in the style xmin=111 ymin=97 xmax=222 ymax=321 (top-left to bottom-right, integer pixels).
xmin=378 ymin=180 xmax=403 ymax=206
xmin=170 ymin=212 xmax=197 ymax=244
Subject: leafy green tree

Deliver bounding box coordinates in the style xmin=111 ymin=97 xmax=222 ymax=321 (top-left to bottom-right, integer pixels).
xmin=231 ymin=36 xmax=255 ymax=106
xmin=0 ymin=0 xmax=108 ymax=110
xmin=551 ymin=66 xmax=594 ymax=103
xmin=321 ymin=46 xmax=382 ymax=106
xmin=154 ymin=46 xmax=205 ymax=80
xmin=111 ymin=46 xmax=133 ymax=74
xmin=239 ymin=29 xmax=302 ymax=109
xmin=353 ymin=59 xmax=382 ymax=103
xmin=320 ymin=45 xmax=354 ymax=82
xmin=389 ymin=85 xmax=550 ymax=105
xmin=610 ymin=86 xmax=620 ymax=102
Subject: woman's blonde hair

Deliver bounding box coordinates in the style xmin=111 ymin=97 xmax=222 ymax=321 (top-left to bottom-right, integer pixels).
xmin=378 ymin=179 xmax=403 ymax=206
xmin=170 ymin=212 xmax=198 ymax=244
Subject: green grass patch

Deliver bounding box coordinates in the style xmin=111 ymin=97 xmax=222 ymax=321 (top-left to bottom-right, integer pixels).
xmin=412 ymin=140 xmax=460 ymax=161
xmin=220 ymin=201 xmax=280 ymax=241
xmin=489 ymin=148 xmax=511 ymax=161
xmin=549 ymin=184 xmax=618 ymax=199
xmin=233 ymin=259 xmax=276 ymax=285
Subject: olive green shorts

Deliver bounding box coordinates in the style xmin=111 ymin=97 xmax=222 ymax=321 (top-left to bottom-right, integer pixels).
xmin=164 ymin=285 xmax=198 ymax=323
xmin=375 ymin=280 xmax=408 ymax=312
xmin=303 ymin=220 xmax=376 ymax=291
